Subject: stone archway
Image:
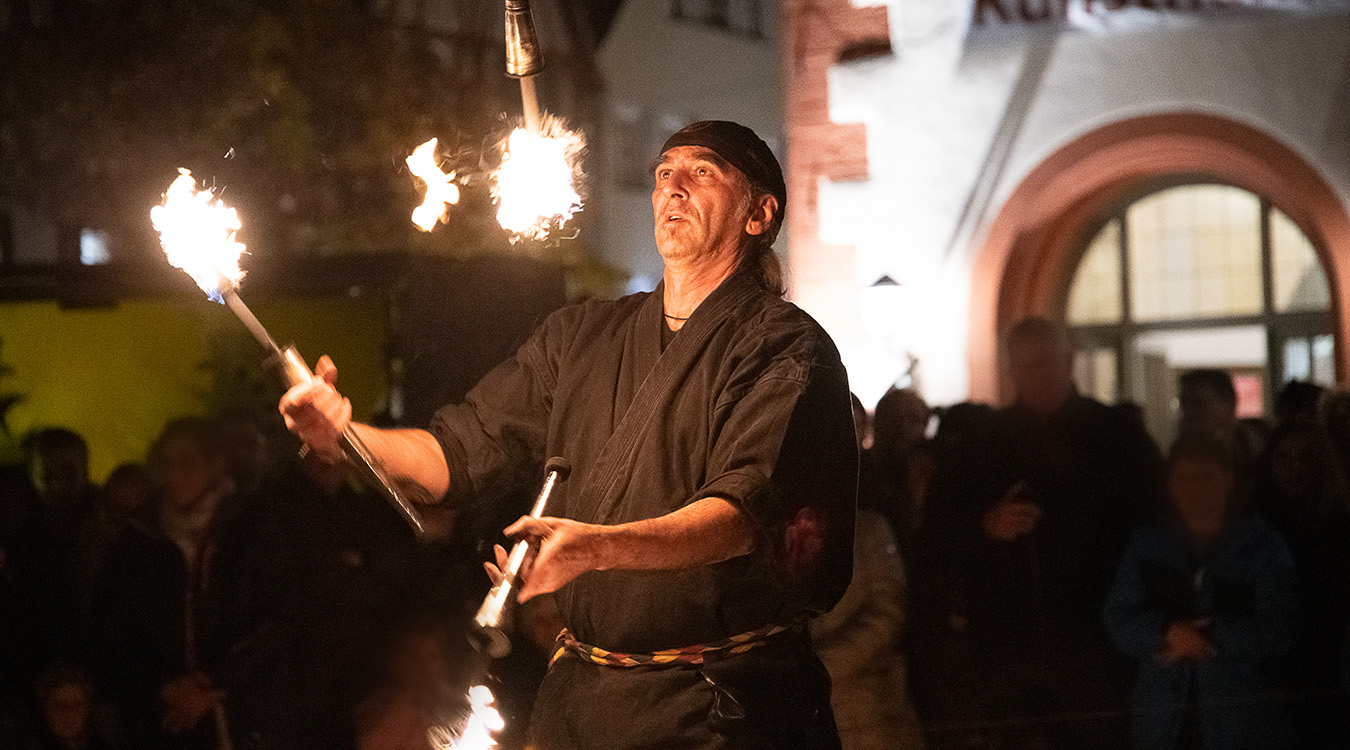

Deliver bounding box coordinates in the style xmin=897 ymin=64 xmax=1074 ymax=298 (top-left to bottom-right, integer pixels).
xmin=968 ymin=112 xmax=1350 ymax=402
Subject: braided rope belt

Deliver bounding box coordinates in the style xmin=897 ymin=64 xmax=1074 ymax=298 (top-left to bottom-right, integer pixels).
xmin=550 ymin=620 xmax=803 ymax=670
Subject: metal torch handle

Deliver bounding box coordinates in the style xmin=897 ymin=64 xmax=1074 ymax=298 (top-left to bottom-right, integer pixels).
xmin=274 ymin=347 xmax=426 ymax=537
xmin=472 ymin=456 xmax=571 ymax=657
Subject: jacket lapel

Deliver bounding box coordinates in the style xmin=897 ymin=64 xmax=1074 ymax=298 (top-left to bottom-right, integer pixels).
xmin=575 ymin=271 xmax=761 ymax=523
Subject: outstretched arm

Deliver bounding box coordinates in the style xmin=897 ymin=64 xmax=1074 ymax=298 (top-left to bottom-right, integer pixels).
xmin=492 ymin=496 xmax=755 ymax=602
xmin=279 ymin=355 xmax=451 ymax=503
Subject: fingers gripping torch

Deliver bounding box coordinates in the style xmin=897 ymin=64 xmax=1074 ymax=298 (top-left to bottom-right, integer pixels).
xmin=470 ymin=456 xmax=572 ymax=660
xmin=219 ymin=289 xmax=426 ymax=537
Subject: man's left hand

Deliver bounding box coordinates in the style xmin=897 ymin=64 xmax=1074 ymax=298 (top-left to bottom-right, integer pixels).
xmin=488 ymin=516 xmax=609 ymax=603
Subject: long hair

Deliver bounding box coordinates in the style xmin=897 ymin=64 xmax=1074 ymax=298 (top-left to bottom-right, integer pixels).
xmin=741 ymin=183 xmax=786 ymax=297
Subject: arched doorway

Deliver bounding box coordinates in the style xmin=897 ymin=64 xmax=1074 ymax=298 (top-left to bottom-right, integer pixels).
xmin=969 ymin=112 xmax=1350 ymax=404
xmin=1064 ymin=182 xmax=1332 ymax=440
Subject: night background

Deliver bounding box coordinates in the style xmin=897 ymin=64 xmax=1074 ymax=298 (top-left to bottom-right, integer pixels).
xmin=3 ymin=0 xmax=1350 ymax=749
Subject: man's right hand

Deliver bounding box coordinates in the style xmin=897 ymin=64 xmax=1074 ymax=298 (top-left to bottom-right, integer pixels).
xmin=279 ymin=355 xmax=351 ymax=462
xmin=982 ymin=497 xmax=1042 ymax=542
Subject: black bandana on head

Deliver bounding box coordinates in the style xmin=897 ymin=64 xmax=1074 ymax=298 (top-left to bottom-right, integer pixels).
xmin=660 ymin=120 xmax=787 ymax=216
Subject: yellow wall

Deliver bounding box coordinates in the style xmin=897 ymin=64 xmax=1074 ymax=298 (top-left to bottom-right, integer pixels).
xmin=0 ymin=295 xmax=388 ymax=482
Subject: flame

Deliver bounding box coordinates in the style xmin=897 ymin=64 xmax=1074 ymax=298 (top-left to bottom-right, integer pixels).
xmin=150 ymin=169 xmax=246 ymax=302
xmin=407 ymin=138 xmax=461 ymax=232
xmin=428 ymin=685 xmax=504 ymax=750
xmin=492 ymin=120 xmax=584 ymax=242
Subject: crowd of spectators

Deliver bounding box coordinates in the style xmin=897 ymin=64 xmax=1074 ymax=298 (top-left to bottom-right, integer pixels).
xmin=0 ymin=413 xmax=493 ymax=750
xmin=3 ymin=314 xmax=1350 ymax=750
xmin=858 ymin=318 xmax=1350 ymax=750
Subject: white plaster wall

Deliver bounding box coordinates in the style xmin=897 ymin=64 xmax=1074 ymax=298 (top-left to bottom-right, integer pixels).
xmin=809 ymin=0 xmax=1350 ymax=406
xmin=595 ymin=0 xmax=785 ymax=287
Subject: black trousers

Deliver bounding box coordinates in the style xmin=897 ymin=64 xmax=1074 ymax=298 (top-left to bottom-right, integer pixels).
xmin=527 ymin=638 xmax=841 ymax=750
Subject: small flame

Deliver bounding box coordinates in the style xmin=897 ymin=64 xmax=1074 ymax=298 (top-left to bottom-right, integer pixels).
xmin=492 ymin=121 xmax=584 ymax=242
xmin=428 ymin=685 xmax=504 ymax=750
xmin=407 ymin=138 xmax=461 ymax=232
xmin=150 ymin=169 xmax=246 ymax=302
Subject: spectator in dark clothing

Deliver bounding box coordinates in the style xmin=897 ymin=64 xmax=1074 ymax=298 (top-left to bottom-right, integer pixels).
xmin=1 ymin=466 xmax=48 ymax=746
xmin=906 ymin=401 xmax=997 ymax=750
xmin=862 ymin=388 xmax=933 ymax=559
xmin=1253 ymin=421 xmax=1350 ymax=747
xmin=1275 ymin=380 xmax=1325 ymax=426
xmin=354 ymin=617 xmax=454 ymax=750
xmin=72 ymin=464 xmax=155 ymax=641
xmin=936 ymin=318 xmax=1162 ymax=749
xmin=1106 ymin=430 xmax=1296 ymax=750
xmin=1320 ymin=390 xmax=1350 ymax=475
xmin=26 ymin=428 xmax=98 ymax=656
xmin=265 ymin=452 xmax=422 ymax=750
xmin=94 ymin=417 xmax=295 ymax=750
xmin=26 ymin=428 xmax=97 ymax=538
xmin=31 ymin=664 xmax=114 ymax=750
xmin=218 ymin=410 xmax=270 ymax=500
xmin=1178 ymin=371 xmax=1239 ymax=436
xmin=1178 ymin=369 xmax=1264 ymax=460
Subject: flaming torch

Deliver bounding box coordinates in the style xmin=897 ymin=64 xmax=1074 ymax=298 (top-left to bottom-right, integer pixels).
xmin=407 ymin=138 xmax=461 ymax=232
xmin=426 ymin=458 xmax=570 ymax=750
xmin=150 ymin=170 xmax=426 ymax=536
xmin=505 ymin=0 xmax=545 ymax=135
xmin=406 ymin=0 xmax=585 ymax=242
xmin=496 ymin=0 xmax=585 ymax=242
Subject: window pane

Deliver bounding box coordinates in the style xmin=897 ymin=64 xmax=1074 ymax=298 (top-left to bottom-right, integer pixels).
xmin=1127 ymin=185 xmax=1262 ymax=322
xmin=1066 ymin=220 xmax=1122 ymax=325
xmin=1283 ymin=337 xmax=1311 ymax=383
xmin=1271 ymin=208 xmax=1331 ymax=312
xmin=1131 ymin=325 xmax=1267 ymax=442
xmin=1313 ymin=334 xmax=1336 ymax=387
xmin=79 ymin=229 xmax=111 ymax=265
xmin=1073 ymin=347 xmax=1117 ymax=404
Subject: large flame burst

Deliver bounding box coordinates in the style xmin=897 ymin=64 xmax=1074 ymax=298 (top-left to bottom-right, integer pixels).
xmin=150 ymin=169 xmax=246 ymax=302
xmin=407 ymin=138 xmax=462 ymax=232
xmin=492 ymin=118 xmax=585 ymax=243
xmin=428 ymin=685 xmax=504 ymax=750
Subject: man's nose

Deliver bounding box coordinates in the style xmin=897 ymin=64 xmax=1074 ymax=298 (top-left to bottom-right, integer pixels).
xmin=663 ymin=172 xmax=690 ymax=199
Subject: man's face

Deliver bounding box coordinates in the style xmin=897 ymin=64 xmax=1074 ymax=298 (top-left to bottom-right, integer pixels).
xmin=652 ymin=146 xmax=758 ymax=264
xmin=43 ymin=683 xmax=91 ymax=744
xmin=152 ymin=437 xmax=226 ymax=512
xmin=1007 ymin=336 xmax=1075 ymax=417
xmin=1179 ymin=383 xmax=1236 ymax=430
xmin=31 ymin=448 xmax=89 ymax=509
xmin=1167 ymin=457 xmax=1234 ymax=539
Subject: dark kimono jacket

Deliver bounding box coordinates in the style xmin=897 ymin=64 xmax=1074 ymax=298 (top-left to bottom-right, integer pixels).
xmin=429 ymin=270 xmax=858 ymax=749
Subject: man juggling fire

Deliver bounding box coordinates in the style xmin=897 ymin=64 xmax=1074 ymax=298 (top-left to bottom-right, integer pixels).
xmin=280 ymin=120 xmax=858 ymax=750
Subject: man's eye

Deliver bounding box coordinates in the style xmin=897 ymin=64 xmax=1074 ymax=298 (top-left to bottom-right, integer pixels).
xmin=697 ymin=167 xmax=709 ymax=176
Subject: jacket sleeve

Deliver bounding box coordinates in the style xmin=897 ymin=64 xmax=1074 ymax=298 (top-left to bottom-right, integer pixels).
xmin=1103 ymin=530 xmax=1167 ymax=661
xmin=691 ymin=319 xmax=858 ymax=615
